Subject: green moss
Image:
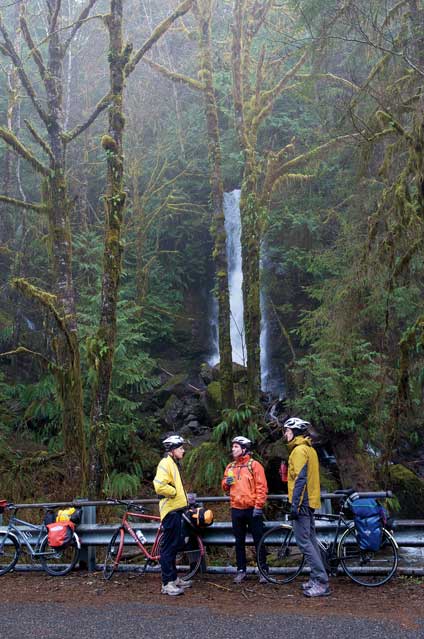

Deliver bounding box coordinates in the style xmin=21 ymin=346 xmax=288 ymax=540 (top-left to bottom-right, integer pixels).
xmin=206 ymin=381 xmax=221 ymax=413
xmin=388 ymin=464 xmax=424 ymax=517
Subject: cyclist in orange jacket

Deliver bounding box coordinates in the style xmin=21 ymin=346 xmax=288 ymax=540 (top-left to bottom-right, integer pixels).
xmin=222 ymin=436 xmax=268 ymax=583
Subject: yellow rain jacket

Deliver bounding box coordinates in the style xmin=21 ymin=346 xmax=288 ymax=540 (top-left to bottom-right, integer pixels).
xmin=287 ymin=435 xmax=321 ymax=511
xmin=153 ymin=454 xmax=188 ymax=520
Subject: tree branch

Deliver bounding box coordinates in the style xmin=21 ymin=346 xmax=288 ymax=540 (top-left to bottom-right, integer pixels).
xmin=0 ymin=127 xmax=50 ymax=176
xmin=125 ymin=0 xmax=194 ymax=77
xmin=0 ymin=195 xmax=44 ymax=212
xmin=0 ymin=15 xmax=50 ymax=127
xmin=19 ymin=10 xmax=48 ymax=85
xmin=63 ymin=91 xmax=112 ymax=143
xmin=24 ymin=120 xmax=54 ymax=160
xmin=0 ymin=346 xmax=59 ymax=371
xmin=62 ymin=0 xmax=101 ymax=54
xmin=143 ymin=56 xmax=204 ymax=90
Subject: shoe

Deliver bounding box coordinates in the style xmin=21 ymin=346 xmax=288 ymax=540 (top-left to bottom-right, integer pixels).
xmin=233 ymin=570 xmax=247 ymax=584
xmin=303 ymin=582 xmax=331 ymax=598
xmin=258 ymin=574 xmax=269 ymax=584
xmin=301 ymin=579 xmax=315 ymax=591
xmin=161 ymin=580 xmax=185 ymax=596
xmin=175 ymin=577 xmax=193 ymax=589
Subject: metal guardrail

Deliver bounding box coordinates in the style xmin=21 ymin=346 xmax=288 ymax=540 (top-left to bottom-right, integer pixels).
xmin=1 ymin=492 xmax=423 ymax=574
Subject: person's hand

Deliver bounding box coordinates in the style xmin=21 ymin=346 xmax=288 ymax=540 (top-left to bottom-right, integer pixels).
xmin=289 ymin=505 xmax=299 ymax=520
xmin=252 ymin=508 xmax=263 ymax=518
xmin=187 ymin=492 xmax=197 ymax=506
xmin=225 ymin=476 xmax=235 ymax=486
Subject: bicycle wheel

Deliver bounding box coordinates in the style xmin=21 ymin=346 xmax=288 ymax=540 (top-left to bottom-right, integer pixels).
xmin=0 ymin=532 xmax=20 ymax=575
xmin=257 ymin=524 xmax=305 ymax=584
xmin=39 ymin=533 xmax=80 ymax=576
xmin=156 ymin=531 xmax=204 ymax=581
xmin=103 ymin=528 xmax=125 ymax=580
xmin=338 ymin=526 xmax=398 ymax=587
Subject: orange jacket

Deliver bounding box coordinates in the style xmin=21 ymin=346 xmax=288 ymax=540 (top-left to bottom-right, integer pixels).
xmin=222 ymin=455 xmax=268 ymax=510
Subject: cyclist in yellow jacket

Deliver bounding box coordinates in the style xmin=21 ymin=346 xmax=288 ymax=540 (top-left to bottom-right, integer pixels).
xmin=284 ymin=417 xmax=330 ymax=598
xmin=153 ymin=434 xmax=189 ymax=596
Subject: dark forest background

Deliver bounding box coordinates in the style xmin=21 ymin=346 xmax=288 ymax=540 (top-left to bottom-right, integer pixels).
xmin=0 ymin=0 xmax=423 ymax=515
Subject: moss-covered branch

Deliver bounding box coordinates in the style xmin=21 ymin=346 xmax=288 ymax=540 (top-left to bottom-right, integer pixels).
xmin=0 ymin=346 xmax=59 ymax=371
xmin=11 ymin=278 xmax=74 ymax=356
xmin=0 ymin=195 xmax=44 ymax=212
xmin=63 ymin=91 xmax=112 ymax=143
xmin=0 ymin=14 xmax=50 ymax=127
xmin=19 ymin=10 xmax=47 ymax=84
xmin=0 ymin=127 xmax=50 ymax=176
xmin=125 ymin=0 xmax=194 ymax=77
xmin=24 ymin=120 xmax=54 ymax=160
xmin=143 ymin=56 xmax=204 ymax=90
xmin=62 ymin=0 xmax=101 ymax=53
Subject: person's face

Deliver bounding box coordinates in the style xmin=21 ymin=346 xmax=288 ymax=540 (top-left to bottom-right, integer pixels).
xmin=232 ymin=443 xmax=244 ymax=459
xmin=172 ymin=445 xmax=185 ymax=460
xmin=284 ymin=428 xmax=294 ymax=443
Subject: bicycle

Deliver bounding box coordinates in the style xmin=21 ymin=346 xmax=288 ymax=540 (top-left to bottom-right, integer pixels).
xmin=257 ymin=490 xmax=398 ymax=587
xmin=103 ymin=499 xmax=205 ymax=581
xmin=0 ymin=501 xmax=81 ymax=576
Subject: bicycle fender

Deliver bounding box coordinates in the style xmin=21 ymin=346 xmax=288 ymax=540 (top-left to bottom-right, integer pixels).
xmin=383 ymin=528 xmax=399 ymax=549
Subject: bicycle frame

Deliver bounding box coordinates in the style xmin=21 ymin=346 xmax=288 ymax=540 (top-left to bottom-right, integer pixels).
xmin=120 ymin=509 xmax=162 ymax=561
xmin=1 ymin=512 xmax=47 ymax=559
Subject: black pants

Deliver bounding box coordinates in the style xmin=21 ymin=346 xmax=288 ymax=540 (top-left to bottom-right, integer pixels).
xmin=231 ymin=507 xmax=266 ymax=572
xmin=160 ymin=510 xmax=183 ymax=585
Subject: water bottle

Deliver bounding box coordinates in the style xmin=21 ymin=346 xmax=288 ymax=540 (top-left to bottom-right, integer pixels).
xmin=135 ymin=530 xmax=146 ymax=544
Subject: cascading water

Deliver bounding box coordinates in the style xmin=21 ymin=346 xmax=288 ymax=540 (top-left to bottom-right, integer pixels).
xmin=208 ymin=189 xmax=274 ymax=392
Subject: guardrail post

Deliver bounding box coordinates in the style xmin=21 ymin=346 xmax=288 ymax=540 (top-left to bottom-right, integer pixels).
xmin=76 ymin=499 xmax=96 ymax=571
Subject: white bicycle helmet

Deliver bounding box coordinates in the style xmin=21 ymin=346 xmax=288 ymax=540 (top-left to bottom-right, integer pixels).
xmin=162 ymin=434 xmax=186 ymax=451
xmin=283 ymin=417 xmax=310 ymax=436
xmin=232 ymin=436 xmax=252 ymax=452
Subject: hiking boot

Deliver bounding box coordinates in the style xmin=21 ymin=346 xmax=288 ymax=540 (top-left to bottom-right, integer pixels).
xmin=301 ymin=579 xmax=315 ymax=591
xmin=161 ymin=580 xmax=185 ymax=596
xmin=175 ymin=577 xmax=193 ymax=589
xmin=303 ymin=582 xmax=331 ymax=598
xmin=233 ymin=570 xmax=247 ymax=584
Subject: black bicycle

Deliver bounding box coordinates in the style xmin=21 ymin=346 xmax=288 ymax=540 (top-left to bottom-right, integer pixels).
xmin=257 ymin=490 xmax=398 ymax=587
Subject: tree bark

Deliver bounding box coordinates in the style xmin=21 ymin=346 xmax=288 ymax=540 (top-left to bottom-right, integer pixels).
xmin=193 ymin=0 xmax=234 ymax=408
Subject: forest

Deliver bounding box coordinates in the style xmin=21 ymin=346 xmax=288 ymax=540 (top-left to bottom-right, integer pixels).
xmin=0 ymin=0 xmax=423 ymax=516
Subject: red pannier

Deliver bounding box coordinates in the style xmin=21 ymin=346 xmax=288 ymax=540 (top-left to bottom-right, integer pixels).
xmin=46 ymin=521 xmax=75 ymax=549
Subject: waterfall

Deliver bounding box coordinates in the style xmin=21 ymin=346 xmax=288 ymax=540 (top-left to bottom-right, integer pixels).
xmin=208 ymin=189 xmax=273 ymax=392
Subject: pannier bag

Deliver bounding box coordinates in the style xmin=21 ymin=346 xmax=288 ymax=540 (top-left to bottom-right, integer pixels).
xmin=46 ymin=521 xmax=75 ymax=549
xmin=184 ymin=506 xmax=214 ymax=528
xmin=349 ymin=497 xmax=385 ymax=552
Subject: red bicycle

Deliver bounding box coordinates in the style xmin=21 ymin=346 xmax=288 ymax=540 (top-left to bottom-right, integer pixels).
xmin=103 ymin=499 xmax=205 ymax=581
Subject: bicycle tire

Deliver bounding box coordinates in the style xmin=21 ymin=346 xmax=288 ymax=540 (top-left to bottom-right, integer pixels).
xmin=157 ymin=531 xmax=204 ymax=581
xmin=103 ymin=527 xmax=125 ymax=580
xmin=257 ymin=524 xmax=305 ymax=584
xmin=0 ymin=532 xmax=20 ymax=576
xmin=39 ymin=532 xmax=80 ymax=576
xmin=338 ymin=526 xmax=398 ymax=587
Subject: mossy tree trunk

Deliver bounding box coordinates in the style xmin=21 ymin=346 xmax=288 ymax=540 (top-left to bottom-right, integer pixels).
xmin=88 ymin=0 xmax=128 ymax=497
xmin=88 ymin=0 xmax=195 ymax=495
xmin=193 ymin=0 xmax=234 ymax=408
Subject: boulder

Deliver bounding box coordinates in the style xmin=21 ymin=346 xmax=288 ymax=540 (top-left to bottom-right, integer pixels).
xmin=388 ymin=464 xmax=424 ymax=517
